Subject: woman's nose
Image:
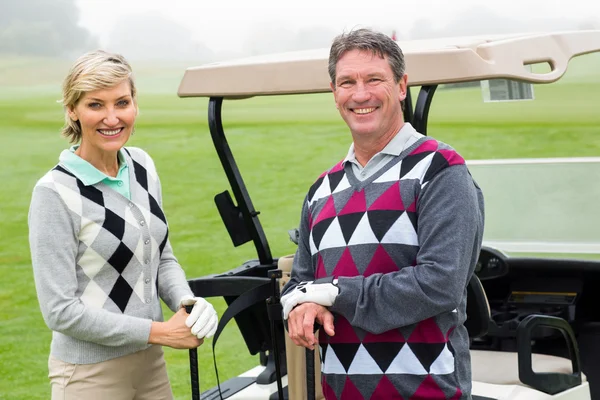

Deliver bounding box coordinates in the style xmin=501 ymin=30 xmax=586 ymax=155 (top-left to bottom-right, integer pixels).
xmin=103 ymin=108 xmax=119 ymax=126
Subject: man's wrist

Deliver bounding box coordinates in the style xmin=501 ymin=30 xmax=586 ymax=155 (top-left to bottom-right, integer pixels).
xmin=313 ymin=276 xmax=336 ymax=285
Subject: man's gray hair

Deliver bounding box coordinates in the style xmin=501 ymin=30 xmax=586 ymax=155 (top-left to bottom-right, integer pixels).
xmin=328 ymin=28 xmax=405 ymax=85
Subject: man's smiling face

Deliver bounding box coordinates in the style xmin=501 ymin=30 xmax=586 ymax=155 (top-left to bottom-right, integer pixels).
xmin=331 ymin=49 xmax=407 ymax=140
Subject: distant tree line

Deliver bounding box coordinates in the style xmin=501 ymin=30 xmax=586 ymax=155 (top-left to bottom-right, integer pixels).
xmin=0 ymin=0 xmax=95 ymax=56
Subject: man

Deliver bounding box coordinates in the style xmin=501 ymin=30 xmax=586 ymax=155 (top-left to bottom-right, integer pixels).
xmin=281 ymin=28 xmax=484 ymax=399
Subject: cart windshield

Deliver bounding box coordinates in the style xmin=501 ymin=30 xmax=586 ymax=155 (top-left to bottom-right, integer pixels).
xmin=469 ymin=158 xmax=600 ymax=259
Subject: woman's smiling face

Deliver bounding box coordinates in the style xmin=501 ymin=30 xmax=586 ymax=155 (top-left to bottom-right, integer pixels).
xmin=68 ymin=80 xmax=137 ymax=156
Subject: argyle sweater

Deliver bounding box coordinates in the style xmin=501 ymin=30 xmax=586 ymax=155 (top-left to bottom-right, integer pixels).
xmin=284 ymin=137 xmax=484 ymax=399
xmin=29 ymin=147 xmax=193 ymax=364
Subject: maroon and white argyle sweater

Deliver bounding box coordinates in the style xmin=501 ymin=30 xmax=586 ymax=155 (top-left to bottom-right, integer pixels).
xmin=284 ymin=137 xmax=485 ymax=399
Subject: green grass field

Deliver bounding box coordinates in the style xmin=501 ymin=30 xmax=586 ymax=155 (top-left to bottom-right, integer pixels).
xmin=1 ymin=53 xmax=599 ymax=399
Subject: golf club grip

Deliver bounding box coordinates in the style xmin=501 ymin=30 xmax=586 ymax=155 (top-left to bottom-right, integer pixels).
xmin=185 ymin=305 xmax=200 ymax=400
xmin=306 ymin=347 xmax=315 ymax=400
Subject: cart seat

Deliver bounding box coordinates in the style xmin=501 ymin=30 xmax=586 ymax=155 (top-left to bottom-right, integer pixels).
xmin=467 ymin=274 xmax=587 ymax=396
xmin=471 ymin=350 xmax=587 ymax=385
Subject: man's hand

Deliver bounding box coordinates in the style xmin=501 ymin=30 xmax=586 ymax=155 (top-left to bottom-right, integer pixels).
xmin=179 ymin=295 xmax=218 ymax=339
xmin=280 ymin=277 xmax=339 ymax=320
xmin=287 ymin=303 xmax=335 ymax=350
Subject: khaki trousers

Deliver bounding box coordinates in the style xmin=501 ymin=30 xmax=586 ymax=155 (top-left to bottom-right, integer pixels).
xmin=48 ymin=345 xmax=173 ymax=400
xmin=279 ymin=255 xmax=325 ymax=400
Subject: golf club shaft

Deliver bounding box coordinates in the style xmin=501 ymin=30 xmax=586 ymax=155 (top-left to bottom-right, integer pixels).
xmin=185 ymin=305 xmax=200 ymax=400
xmin=306 ymin=347 xmax=315 ymax=400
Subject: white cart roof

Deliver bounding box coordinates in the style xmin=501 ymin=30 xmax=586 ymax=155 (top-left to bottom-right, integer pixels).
xmin=178 ymin=30 xmax=600 ymax=99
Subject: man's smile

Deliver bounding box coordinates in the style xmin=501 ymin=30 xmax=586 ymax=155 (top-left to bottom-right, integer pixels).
xmin=350 ymin=107 xmax=378 ymax=115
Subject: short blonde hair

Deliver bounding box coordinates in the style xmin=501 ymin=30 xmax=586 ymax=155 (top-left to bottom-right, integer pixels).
xmin=61 ymin=50 xmax=137 ymax=143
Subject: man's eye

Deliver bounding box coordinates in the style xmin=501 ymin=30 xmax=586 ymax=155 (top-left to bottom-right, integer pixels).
xmin=339 ymin=81 xmax=352 ymax=87
xmin=369 ymin=78 xmax=382 ymax=83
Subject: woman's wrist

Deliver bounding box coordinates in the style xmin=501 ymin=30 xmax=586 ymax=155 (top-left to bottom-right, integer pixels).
xmin=148 ymin=321 xmax=166 ymax=345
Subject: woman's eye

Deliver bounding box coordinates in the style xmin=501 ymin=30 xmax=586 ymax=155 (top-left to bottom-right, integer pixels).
xmin=117 ymin=99 xmax=130 ymax=107
xmin=88 ymin=102 xmax=101 ymax=109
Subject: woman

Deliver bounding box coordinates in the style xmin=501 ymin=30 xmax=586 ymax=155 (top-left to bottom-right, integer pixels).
xmin=28 ymin=50 xmax=217 ymax=399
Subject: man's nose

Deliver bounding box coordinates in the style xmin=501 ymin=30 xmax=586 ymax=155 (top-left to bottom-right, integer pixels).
xmin=351 ymin=82 xmax=371 ymax=103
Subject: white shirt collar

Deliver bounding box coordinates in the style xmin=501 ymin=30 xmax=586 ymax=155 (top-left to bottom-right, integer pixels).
xmin=342 ymin=122 xmax=420 ymax=166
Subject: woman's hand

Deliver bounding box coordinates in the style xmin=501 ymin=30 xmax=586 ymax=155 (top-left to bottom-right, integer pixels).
xmin=148 ymin=308 xmax=204 ymax=349
xmin=179 ymin=295 xmax=219 ymax=339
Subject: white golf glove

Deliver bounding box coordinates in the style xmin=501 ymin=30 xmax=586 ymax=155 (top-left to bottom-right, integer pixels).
xmin=281 ymin=277 xmax=339 ymax=320
xmin=179 ymin=295 xmax=218 ymax=339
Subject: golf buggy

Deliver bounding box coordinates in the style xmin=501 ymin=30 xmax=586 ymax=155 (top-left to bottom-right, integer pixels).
xmin=177 ymin=30 xmax=600 ymax=400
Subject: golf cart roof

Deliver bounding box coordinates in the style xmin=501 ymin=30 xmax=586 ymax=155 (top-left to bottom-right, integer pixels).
xmin=178 ymin=30 xmax=600 ymax=99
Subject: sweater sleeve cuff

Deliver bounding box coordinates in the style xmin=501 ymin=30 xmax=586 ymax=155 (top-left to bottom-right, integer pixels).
xmin=133 ymin=318 xmax=154 ymax=346
xmin=168 ymin=287 xmax=194 ymax=312
xmin=328 ymin=276 xmax=361 ymax=321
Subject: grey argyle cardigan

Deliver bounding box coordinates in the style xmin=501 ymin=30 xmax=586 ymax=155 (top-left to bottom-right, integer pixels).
xmin=29 ymin=147 xmax=193 ymax=364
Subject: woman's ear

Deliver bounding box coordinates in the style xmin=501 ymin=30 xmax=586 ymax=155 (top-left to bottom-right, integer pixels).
xmin=67 ymin=107 xmax=78 ymax=122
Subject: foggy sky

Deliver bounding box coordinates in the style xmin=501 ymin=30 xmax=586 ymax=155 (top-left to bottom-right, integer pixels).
xmin=73 ymin=0 xmax=600 ymax=60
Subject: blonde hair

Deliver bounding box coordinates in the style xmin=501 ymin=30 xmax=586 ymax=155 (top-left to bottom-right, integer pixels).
xmin=61 ymin=50 xmax=137 ymax=143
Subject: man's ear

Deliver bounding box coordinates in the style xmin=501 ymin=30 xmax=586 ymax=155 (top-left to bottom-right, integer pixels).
xmin=330 ymin=82 xmax=339 ymax=109
xmin=398 ymin=74 xmax=408 ymax=102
